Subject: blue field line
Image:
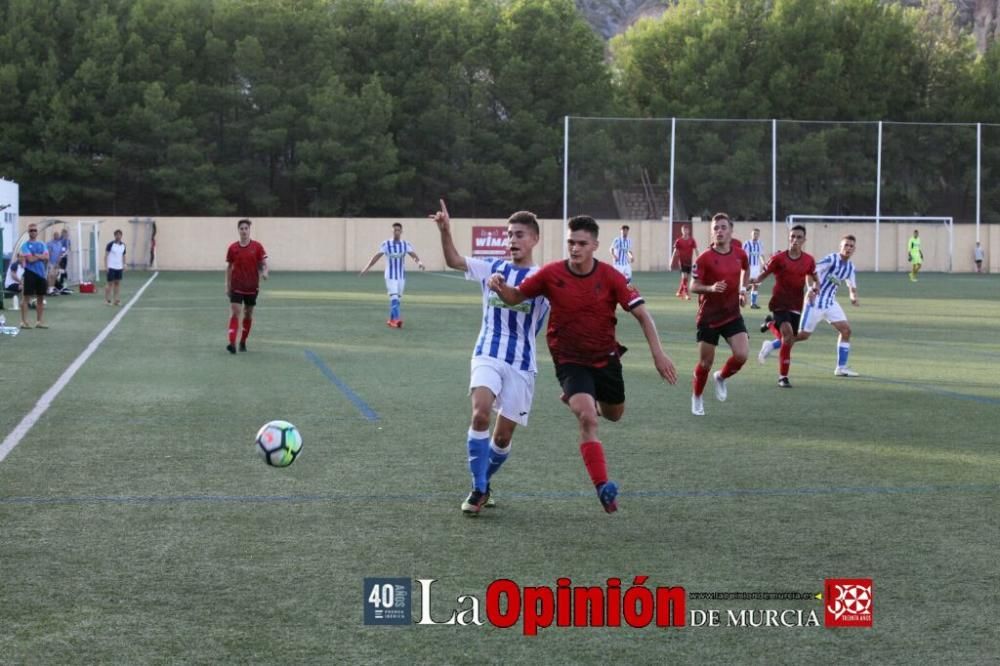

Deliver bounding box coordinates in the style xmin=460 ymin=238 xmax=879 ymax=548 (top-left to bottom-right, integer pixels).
xmin=1 ymin=483 xmax=995 ymax=507
xmin=305 ymin=350 xmax=380 ymax=421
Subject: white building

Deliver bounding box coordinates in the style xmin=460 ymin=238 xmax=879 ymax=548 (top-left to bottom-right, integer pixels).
xmin=1 ymin=178 xmax=19 ymax=260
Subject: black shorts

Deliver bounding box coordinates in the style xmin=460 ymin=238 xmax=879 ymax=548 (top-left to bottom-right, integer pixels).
xmin=697 ymin=317 xmax=748 ymax=346
xmin=680 ymin=264 xmax=693 ymax=274
xmin=229 ymin=291 xmax=258 ymax=306
xmin=555 ymin=358 xmax=625 ymax=406
xmin=22 ymin=270 xmax=47 ymax=296
xmin=107 ymin=268 xmax=124 ymax=282
xmin=772 ymin=310 xmax=801 ymax=335
xmin=59 ymin=256 xmax=68 ymax=270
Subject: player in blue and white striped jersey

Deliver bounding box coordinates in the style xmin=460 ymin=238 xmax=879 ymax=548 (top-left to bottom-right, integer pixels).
xmin=798 ymin=234 xmax=860 ymax=377
xmin=610 ymin=225 xmax=634 ymax=283
xmin=359 ymin=222 xmax=424 ymax=328
xmin=742 ymin=228 xmax=766 ymax=309
xmin=434 ymin=200 xmax=549 ymax=516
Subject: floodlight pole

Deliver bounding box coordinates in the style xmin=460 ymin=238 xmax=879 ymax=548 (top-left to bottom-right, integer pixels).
xmin=562 ymin=116 xmax=569 ymax=260
xmin=668 ymin=117 xmax=676 ymax=261
xmin=772 ymin=119 xmax=778 ymax=253
xmin=976 ymin=123 xmax=982 ymax=242
xmin=875 ymin=121 xmax=883 ymax=273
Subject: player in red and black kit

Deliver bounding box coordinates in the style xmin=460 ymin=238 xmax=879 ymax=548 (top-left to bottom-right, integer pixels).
xmin=751 ymin=224 xmax=819 ymax=387
xmin=670 ymin=224 xmax=698 ymax=300
xmin=488 ymin=215 xmax=677 ymax=514
xmin=225 ymin=219 xmax=269 ymax=354
xmin=689 ymin=213 xmax=750 ymax=416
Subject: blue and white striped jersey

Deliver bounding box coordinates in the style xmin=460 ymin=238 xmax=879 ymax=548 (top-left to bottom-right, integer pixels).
xmin=815 ymin=252 xmax=857 ymax=309
xmin=465 ymin=257 xmax=549 ymax=373
xmin=742 ymin=239 xmax=765 ymax=268
xmin=611 ymin=236 xmax=633 ymax=267
xmin=380 ymin=239 xmax=413 ymax=280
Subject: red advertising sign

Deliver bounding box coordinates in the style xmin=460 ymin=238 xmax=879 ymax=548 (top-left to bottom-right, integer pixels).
xmin=472 ymin=226 xmax=509 ymax=258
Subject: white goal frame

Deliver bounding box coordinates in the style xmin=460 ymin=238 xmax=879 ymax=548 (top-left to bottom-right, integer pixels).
xmin=786 ymin=214 xmax=953 ymax=272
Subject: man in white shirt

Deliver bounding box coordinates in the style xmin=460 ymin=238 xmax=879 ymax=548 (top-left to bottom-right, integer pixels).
xmin=105 ymin=229 xmax=126 ymax=306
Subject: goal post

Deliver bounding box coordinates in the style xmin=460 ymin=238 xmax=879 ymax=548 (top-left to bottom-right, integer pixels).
xmin=786 ymin=215 xmax=953 ymax=272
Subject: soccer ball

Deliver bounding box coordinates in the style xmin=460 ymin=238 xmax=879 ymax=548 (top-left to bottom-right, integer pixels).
xmin=255 ymin=420 xmax=303 ymax=467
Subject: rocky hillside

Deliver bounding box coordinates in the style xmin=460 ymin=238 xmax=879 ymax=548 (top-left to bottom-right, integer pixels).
xmin=576 ymin=0 xmax=999 ymax=51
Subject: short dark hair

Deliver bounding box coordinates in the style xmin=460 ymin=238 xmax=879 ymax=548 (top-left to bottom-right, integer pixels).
xmin=237 ymin=219 xmax=252 ymax=228
xmin=843 ymin=234 xmax=856 ymax=242
xmin=114 ymin=229 xmax=123 ymax=236
xmin=711 ymin=212 xmax=731 ymax=226
xmin=392 ymin=222 xmax=403 ymax=230
xmin=568 ymin=215 xmax=599 ymax=238
xmin=508 ymin=210 xmax=540 ymax=235
xmin=621 ymin=225 xmax=630 ymax=231
xmin=791 ymin=224 xmax=806 ymax=235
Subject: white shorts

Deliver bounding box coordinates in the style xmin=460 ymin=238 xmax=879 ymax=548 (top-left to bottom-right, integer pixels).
xmin=749 ymin=265 xmax=762 ymax=281
xmin=469 ymin=356 xmax=536 ymax=426
xmin=800 ymin=300 xmax=847 ymax=334
xmin=613 ymin=264 xmax=632 ymax=280
xmin=385 ymin=278 xmax=406 ymax=296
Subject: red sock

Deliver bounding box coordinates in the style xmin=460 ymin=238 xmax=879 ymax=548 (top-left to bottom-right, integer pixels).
xmin=720 ymin=355 xmax=745 ymax=379
xmin=579 ymin=441 xmax=608 ymax=488
xmin=228 ymin=315 xmax=238 ymax=344
xmin=779 ymin=344 xmax=791 ymax=377
xmin=240 ymin=316 xmax=253 ymax=343
xmin=692 ymin=364 xmax=709 ymax=396
xmin=678 ymin=276 xmax=685 ymax=292
xmin=768 ymin=322 xmax=781 ymax=339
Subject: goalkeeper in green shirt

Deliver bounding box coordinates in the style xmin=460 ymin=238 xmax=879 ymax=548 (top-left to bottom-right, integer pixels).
xmin=907 ymin=229 xmax=923 ymax=282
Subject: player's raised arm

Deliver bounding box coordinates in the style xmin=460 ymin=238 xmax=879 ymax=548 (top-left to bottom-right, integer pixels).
xmin=487 ymin=273 xmax=526 ymax=305
xmin=629 ymin=303 xmax=677 ymax=384
xmin=433 ymin=199 xmax=467 ymax=272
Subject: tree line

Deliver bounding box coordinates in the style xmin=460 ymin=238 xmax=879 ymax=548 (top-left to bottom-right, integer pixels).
xmin=0 ymin=0 xmax=997 ymax=220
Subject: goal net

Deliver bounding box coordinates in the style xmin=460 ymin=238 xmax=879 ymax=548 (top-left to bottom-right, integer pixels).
xmin=785 ymin=215 xmax=953 ymax=272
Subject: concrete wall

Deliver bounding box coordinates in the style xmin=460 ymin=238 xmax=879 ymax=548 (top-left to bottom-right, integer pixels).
xmin=18 ymin=216 xmax=999 ymax=273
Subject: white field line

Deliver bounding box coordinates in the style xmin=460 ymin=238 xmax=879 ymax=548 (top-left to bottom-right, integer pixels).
xmin=0 ymin=272 xmax=160 ymax=463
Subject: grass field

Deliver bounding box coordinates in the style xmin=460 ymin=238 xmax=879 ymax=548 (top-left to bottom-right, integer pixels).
xmin=1 ymin=269 xmax=998 ymax=663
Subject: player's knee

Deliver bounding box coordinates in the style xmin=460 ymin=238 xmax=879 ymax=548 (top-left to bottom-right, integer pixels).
xmin=470 ymin=410 xmax=490 ymax=431
xmin=730 ymin=353 xmax=748 ymax=367
xmin=602 ymin=404 xmax=624 ymax=422
xmin=492 ymin=432 xmax=512 ymax=448
xmin=575 ymin=410 xmax=599 ymax=432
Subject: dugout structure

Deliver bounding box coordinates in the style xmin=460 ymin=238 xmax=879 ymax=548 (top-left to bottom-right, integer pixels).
xmin=11 ymin=219 xmax=105 ymax=287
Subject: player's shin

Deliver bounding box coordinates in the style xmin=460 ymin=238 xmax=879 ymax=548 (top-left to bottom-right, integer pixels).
xmin=692 ymin=364 xmax=709 ymax=396
xmin=720 ymin=355 xmax=745 ymax=378
xmin=779 ymin=344 xmax=792 ymax=377
xmin=838 ymin=342 xmax=850 ymax=367
xmin=486 ymin=440 xmax=510 ymax=480
xmin=579 ymin=441 xmax=608 ymax=487
xmin=467 ymin=429 xmax=491 ymax=492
